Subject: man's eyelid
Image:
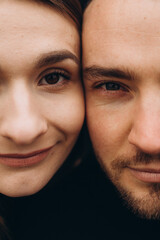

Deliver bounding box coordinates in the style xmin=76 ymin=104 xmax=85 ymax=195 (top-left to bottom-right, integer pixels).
xmin=94 ymin=81 xmax=132 ymax=95
xmin=84 ymin=66 xmax=138 ymax=82
xmin=93 ymin=79 xmax=129 ymax=88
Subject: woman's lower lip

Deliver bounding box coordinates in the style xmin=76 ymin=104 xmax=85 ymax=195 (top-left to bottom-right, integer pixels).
xmin=128 ymin=167 xmax=160 ymax=183
xmin=0 ymin=147 xmax=52 ymax=168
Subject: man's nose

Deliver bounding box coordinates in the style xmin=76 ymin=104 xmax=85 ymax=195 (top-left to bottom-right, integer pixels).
xmin=0 ymin=85 xmax=47 ymax=145
xmin=128 ymin=97 xmax=160 ymax=154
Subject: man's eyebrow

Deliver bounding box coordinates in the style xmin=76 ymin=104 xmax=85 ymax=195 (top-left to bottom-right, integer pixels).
xmin=35 ymin=50 xmax=79 ymax=68
xmin=83 ymin=66 xmax=137 ymax=81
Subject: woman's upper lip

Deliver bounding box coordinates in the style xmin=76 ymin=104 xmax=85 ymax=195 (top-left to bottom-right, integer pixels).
xmin=0 ymin=146 xmax=53 ymax=159
xmin=128 ymin=167 xmax=160 ymax=173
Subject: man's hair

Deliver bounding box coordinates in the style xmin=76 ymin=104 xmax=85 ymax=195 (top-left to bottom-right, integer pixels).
xmin=39 ymin=0 xmax=82 ymax=30
xmin=82 ymin=0 xmax=92 ymax=10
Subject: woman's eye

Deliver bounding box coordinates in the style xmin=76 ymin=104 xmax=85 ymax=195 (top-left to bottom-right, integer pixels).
xmin=39 ymin=72 xmax=68 ymax=86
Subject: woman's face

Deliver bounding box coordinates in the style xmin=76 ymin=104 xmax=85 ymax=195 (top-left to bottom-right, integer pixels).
xmin=0 ymin=0 xmax=84 ymax=197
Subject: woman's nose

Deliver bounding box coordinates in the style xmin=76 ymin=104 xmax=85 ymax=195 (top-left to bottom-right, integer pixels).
xmin=0 ymin=84 xmax=48 ymax=145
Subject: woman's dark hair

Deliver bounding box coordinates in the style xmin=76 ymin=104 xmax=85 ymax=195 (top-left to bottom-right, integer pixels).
xmin=0 ymin=221 xmax=11 ymax=240
xmin=0 ymin=202 xmax=12 ymax=240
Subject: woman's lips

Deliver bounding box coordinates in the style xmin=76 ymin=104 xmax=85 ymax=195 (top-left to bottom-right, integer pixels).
xmin=0 ymin=146 xmax=53 ymax=167
xmin=128 ymin=167 xmax=160 ymax=183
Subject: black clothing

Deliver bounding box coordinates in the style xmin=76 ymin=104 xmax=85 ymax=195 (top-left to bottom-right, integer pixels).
xmin=3 ymin=158 xmax=96 ymax=240
xmin=86 ymin=158 xmax=160 ymax=239
xmin=2 ymin=155 xmax=160 ymax=240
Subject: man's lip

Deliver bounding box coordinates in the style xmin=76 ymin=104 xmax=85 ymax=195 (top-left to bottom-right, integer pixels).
xmin=128 ymin=167 xmax=160 ymax=183
xmin=0 ymin=146 xmax=53 ymax=167
xmin=129 ymin=167 xmax=160 ymax=173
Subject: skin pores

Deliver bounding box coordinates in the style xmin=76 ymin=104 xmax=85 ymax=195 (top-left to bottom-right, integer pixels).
xmin=83 ymin=0 xmax=160 ymax=219
xmin=0 ymin=0 xmax=84 ymax=197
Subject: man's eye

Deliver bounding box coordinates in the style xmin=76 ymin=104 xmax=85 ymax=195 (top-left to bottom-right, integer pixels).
xmin=102 ymin=82 xmax=121 ymax=90
xmin=97 ymin=82 xmax=128 ymax=92
xmin=39 ymin=72 xmax=69 ymax=86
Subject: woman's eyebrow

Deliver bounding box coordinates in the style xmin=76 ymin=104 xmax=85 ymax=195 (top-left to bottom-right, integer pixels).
xmin=35 ymin=50 xmax=79 ymax=68
xmin=83 ymin=66 xmax=137 ymax=81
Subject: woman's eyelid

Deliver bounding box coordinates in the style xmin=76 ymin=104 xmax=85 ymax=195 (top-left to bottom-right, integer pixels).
xmin=37 ymin=67 xmax=70 ymax=81
xmin=39 ymin=74 xmax=67 ymax=86
xmin=37 ymin=69 xmax=70 ymax=85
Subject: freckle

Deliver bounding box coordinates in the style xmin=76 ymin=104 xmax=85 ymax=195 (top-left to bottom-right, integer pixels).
xmin=144 ymin=17 xmax=146 ymax=20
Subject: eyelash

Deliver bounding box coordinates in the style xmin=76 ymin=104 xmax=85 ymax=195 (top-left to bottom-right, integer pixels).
xmin=93 ymin=81 xmax=130 ymax=96
xmin=94 ymin=81 xmax=129 ymax=90
xmin=38 ymin=69 xmax=70 ymax=88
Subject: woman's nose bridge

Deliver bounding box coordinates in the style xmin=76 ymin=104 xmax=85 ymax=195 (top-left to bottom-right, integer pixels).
xmin=0 ymin=82 xmax=47 ymax=144
xmin=11 ymin=81 xmax=33 ymax=113
xmin=8 ymin=83 xmax=38 ymax=126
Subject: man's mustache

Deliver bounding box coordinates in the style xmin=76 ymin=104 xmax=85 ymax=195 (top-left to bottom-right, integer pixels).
xmin=111 ymin=151 xmax=160 ymax=170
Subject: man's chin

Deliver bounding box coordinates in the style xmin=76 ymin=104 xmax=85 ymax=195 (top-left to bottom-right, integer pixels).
xmin=116 ymin=182 xmax=160 ymax=220
xmin=96 ymin=152 xmax=160 ymax=219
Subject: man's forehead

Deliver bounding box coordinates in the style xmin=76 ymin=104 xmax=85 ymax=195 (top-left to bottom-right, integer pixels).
xmin=83 ymin=0 xmax=160 ymax=35
xmin=83 ymin=0 xmax=160 ymax=76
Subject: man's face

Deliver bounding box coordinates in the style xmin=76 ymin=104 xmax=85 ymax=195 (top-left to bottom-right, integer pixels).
xmin=83 ymin=0 xmax=160 ymax=219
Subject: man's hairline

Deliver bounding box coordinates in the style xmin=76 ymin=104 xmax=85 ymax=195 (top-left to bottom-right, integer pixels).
xmin=84 ymin=0 xmax=93 ymax=11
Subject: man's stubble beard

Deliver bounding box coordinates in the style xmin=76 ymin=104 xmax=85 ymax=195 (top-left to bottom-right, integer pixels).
xmin=96 ymin=150 xmax=160 ymax=220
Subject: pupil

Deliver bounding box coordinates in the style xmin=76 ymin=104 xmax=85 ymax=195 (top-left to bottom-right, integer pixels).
xmin=46 ymin=73 xmax=59 ymax=84
xmin=106 ymin=82 xmax=120 ymax=90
